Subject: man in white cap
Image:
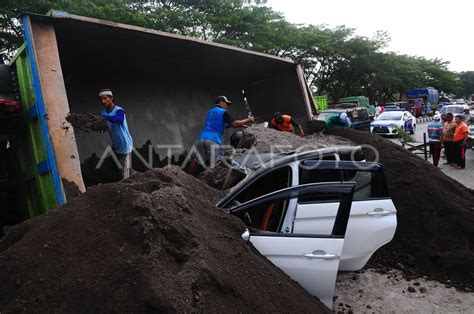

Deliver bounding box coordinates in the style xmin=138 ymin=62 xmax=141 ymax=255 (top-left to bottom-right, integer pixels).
xmin=427 ymin=114 xmax=444 ymax=167
xmin=98 ymin=89 xmax=133 ymax=179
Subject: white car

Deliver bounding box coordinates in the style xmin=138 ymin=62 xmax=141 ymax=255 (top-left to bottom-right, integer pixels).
xmin=218 ymin=149 xmax=397 ymax=308
xmin=371 ymin=110 xmax=416 ymax=135
xmin=439 ymin=104 xmax=470 ymax=118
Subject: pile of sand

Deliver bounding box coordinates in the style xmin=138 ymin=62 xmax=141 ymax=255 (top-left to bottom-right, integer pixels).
xmin=66 ymin=113 xmax=108 ymax=133
xmin=0 ymin=167 xmax=328 ymax=312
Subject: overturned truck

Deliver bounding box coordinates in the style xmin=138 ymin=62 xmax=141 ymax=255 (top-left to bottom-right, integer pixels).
xmin=0 ymin=11 xmax=315 ymax=223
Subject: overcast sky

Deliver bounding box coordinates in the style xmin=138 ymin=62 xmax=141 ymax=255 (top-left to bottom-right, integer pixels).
xmin=266 ymin=0 xmax=472 ymax=72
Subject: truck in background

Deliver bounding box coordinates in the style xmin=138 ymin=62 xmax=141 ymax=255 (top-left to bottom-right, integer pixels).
xmin=337 ymin=96 xmax=375 ymax=117
xmin=406 ymin=88 xmax=439 ymax=117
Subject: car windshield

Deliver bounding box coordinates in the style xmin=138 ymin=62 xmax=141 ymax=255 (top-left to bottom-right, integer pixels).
xmin=376 ymin=112 xmax=402 ymax=120
xmin=408 ymin=99 xmax=422 ymax=105
xmin=398 ymin=103 xmax=408 ymax=109
xmin=439 ymin=106 xmax=464 ymax=115
xmin=316 ymin=112 xmax=339 ymax=121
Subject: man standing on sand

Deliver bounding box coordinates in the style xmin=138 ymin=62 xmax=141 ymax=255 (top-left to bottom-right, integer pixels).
xmin=442 ymin=113 xmax=457 ymax=165
xmin=427 ymin=114 xmax=444 ymax=167
xmin=197 ymin=96 xmax=253 ymax=166
xmin=99 ymin=89 xmax=133 ymax=179
xmin=453 ymin=115 xmax=469 ymax=169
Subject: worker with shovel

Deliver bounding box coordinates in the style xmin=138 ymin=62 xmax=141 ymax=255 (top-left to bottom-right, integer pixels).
xmin=195 ymin=95 xmax=253 ymax=168
xmin=98 ymin=89 xmax=133 ymax=179
xmin=270 ymin=112 xmax=305 ymax=135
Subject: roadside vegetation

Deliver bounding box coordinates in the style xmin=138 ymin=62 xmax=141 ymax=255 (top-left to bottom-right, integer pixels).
xmin=1 ymin=0 xmax=473 ymax=102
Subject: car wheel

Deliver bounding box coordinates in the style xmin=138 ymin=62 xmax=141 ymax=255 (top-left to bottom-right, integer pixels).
xmin=410 ymin=124 xmax=416 ymax=134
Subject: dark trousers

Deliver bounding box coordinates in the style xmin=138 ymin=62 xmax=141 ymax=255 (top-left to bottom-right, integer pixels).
xmin=454 ymin=140 xmax=466 ymax=168
xmin=444 ymin=141 xmax=454 ymax=164
xmin=429 ymin=142 xmax=442 ymax=167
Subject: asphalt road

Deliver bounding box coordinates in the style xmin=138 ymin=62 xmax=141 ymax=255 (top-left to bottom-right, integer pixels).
xmin=388 ymin=120 xmax=474 ymax=189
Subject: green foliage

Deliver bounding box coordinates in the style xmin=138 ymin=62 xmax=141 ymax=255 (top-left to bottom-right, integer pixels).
xmin=458 ymin=71 xmax=474 ymax=98
xmin=0 ymin=0 xmax=148 ymax=62
xmin=0 ymin=0 xmax=465 ymax=104
xmin=395 ymin=126 xmax=414 ymax=143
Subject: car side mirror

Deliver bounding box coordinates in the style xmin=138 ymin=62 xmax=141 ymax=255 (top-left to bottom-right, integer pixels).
xmin=241 ymin=229 xmax=250 ymax=242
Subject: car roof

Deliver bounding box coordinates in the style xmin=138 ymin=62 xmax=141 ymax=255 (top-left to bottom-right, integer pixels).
xmin=442 ymin=104 xmax=465 ymax=108
xmin=320 ymin=107 xmax=365 ymax=113
xmin=380 ymin=110 xmax=407 ymax=114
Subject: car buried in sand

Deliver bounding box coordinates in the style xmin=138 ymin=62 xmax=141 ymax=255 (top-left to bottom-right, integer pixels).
xmin=371 ymin=110 xmax=416 ymax=135
xmin=217 ymin=148 xmax=397 ymax=308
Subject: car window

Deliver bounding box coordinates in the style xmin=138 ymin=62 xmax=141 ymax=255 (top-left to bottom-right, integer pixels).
xmin=376 ymin=112 xmax=402 ymax=120
xmin=298 ymin=168 xmax=389 ymax=202
xmin=237 ymin=197 xmax=290 ymax=233
xmin=231 ymin=183 xmax=355 ymax=235
xmin=440 ymin=106 xmax=464 ymax=115
xmin=299 ymin=168 xmax=342 ymax=203
xmin=341 ymin=170 xmax=389 ymax=200
xmin=230 ymin=166 xmax=292 ymax=206
xmin=316 ymin=112 xmax=339 ymax=121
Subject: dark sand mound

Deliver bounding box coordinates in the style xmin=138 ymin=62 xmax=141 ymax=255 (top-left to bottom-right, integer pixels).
xmin=238 ymin=127 xmax=324 ymax=152
xmin=0 ymin=166 xmax=328 ymax=313
xmin=329 ymin=128 xmax=474 ymax=289
xmin=66 ymin=113 xmax=108 ymax=133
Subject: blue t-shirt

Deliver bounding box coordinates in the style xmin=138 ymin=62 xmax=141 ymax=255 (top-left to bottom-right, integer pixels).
xmin=101 ymin=105 xmax=133 ymax=154
xmin=427 ymin=121 xmax=443 ymax=143
xmin=199 ymin=106 xmax=231 ymax=145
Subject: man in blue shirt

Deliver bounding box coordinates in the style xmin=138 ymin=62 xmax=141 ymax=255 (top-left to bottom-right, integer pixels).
xmin=427 ymin=114 xmax=444 ymax=167
xmin=99 ymin=89 xmax=133 ymax=179
xmin=197 ymin=95 xmax=253 ymax=167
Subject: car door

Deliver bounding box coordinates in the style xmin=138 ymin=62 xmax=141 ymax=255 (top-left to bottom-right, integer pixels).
xmin=402 ymin=112 xmax=412 ymax=132
xmin=229 ymin=182 xmax=355 ymax=309
xmin=294 ymin=160 xmax=397 ymax=271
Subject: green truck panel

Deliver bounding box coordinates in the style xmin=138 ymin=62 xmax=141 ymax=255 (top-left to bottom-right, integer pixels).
xmin=338 ymin=96 xmax=375 ymax=116
xmin=12 ymin=45 xmax=59 ymax=217
xmin=313 ymin=96 xmax=328 ymax=112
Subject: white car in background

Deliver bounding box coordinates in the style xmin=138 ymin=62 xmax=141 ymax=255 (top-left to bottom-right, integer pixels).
xmin=371 ymin=110 xmax=416 ymax=135
xmin=218 ymin=149 xmax=397 ymax=308
xmin=439 ymin=104 xmax=469 ymax=117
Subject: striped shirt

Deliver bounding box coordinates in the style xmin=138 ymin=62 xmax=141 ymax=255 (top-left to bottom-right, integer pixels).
xmin=427 ymin=121 xmax=444 ymax=143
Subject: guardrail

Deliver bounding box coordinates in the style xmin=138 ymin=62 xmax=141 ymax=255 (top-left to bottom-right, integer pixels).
xmin=401 ymin=132 xmax=428 ymax=161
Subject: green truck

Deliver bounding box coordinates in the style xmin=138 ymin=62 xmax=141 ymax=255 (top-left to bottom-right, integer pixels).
xmin=338 ymin=96 xmax=375 ymax=117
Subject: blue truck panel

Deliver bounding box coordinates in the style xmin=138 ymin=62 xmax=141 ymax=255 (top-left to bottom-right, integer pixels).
xmin=407 ymin=88 xmax=439 ymax=105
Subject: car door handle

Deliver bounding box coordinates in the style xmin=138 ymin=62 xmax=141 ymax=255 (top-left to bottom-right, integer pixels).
xmin=367 ymin=208 xmax=391 ymax=216
xmin=303 ymin=251 xmax=338 ymax=260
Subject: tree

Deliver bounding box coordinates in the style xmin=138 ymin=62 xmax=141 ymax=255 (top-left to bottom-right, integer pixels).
xmin=458 ymin=71 xmax=474 ymax=98
xmin=0 ymin=0 xmax=148 ymax=62
xmin=0 ymin=0 xmax=462 ymax=104
xmin=0 ymin=0 xmax=280 ymax=62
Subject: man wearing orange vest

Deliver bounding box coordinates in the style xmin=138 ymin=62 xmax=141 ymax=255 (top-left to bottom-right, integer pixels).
xmin=270 ymin=112 xmax=304 ymax=135
xmin=453 ymin=115 xmax=469 ymax=169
